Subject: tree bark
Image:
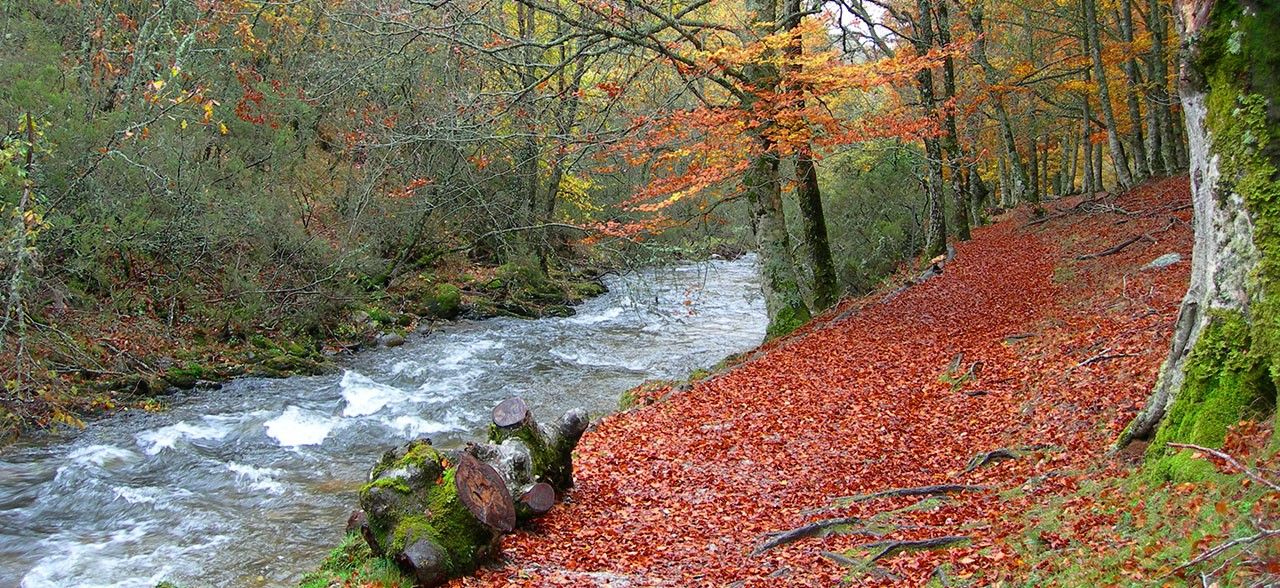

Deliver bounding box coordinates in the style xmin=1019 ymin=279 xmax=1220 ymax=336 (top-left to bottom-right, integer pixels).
xmin=1118 ymin=0 xmax=1151 ymax=180
xmin=744 ymin=0 xmax=811 ymax=338
xmin=1083 ymin=0 xmax=1135 ymax=190
xmin=968 ymin=5 xmax=1032 ymax=206
xmin=936 ymin=0 xmax=971 ymax=241
xmin=915 ymin=0 xmax=947 ymax=259
xmin=785 ymin=0 xmax=839 ymax=311
xmin=1121 ymin=0 xmax=1280 ymax=453
xmin=1082 ymin=94 xmax=1096 ymax=194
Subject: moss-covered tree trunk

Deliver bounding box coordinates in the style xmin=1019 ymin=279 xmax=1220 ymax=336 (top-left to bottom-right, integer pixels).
xmin=1121 ymin=0 xmax=1280 ymax=475
xmin=742 ymin=0 xmax=811 ymax=339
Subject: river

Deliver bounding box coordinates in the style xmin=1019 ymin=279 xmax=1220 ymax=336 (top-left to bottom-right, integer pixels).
xmin=0 ymin=256 xmax=766 ymax=588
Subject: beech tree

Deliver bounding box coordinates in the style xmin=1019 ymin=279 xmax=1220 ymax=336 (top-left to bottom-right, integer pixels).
xmin=1121 ymin=0 xmax=1279 ymax=469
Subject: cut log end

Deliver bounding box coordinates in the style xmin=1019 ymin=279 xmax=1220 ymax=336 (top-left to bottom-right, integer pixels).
xmin=455 ymin=453 xmax=517 ymax=532
xmin=520 ymin=482 xmax=556 ymax=515
xmin=493 ymin=397 xmax=530 ymax=428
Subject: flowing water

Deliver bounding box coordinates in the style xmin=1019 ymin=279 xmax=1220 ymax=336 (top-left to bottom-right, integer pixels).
xmin=0 ymin=256 xmax=766 ymax=588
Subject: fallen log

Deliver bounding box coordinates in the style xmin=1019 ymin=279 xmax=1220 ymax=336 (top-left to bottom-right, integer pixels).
xmin=350 ymin=398 xmax=589 ymax=586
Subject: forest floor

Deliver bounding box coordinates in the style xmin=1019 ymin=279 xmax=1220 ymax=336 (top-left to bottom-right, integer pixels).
xmin=452 ymin=176 xmax=1280 ymax=586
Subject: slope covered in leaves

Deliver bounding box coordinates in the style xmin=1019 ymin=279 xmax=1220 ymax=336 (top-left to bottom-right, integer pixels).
xmin=463 ymin=177 xmax=1195 ymax=586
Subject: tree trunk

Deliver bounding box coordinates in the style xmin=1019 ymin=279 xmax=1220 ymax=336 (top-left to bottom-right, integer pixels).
xmin=794 ymin=152 xmax=839 ymax=310
xmin=736 ymin=0 xmax=811 ymax=338
xmin=970 ymin=167 xmax=988 ymax=224
xmin=1082 ymin=97 xmax=1096 ymax=194
xmin=1083 ymin=0 xmax=1135 ymax=190
xmin=785 ymin=0 xmax=839 ymax=312
xmin=1144 ymin=0 xmax=1173 ymax=175
xmin=1120 ymin=1 xmax=1280 ymax=472
xmin=936 ymin=0 xmax=971 ymax=241
xmin=916 ymin=0 xmax=947 ymax=259
xmin=1118 ymin=0 xmax=1151 ymax=181
xmin=968 ymin=5 xmax=1031 ymax=207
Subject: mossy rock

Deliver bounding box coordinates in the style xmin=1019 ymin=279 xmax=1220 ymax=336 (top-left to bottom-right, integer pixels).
xmin=107 ymin=374 xmax=169 ymax=397
xmin=163 ymin=364 xmax=205 ymax=390
xmin=572 ymin=280 xmax=607 ymax=299
xmin=495 ymin=302 xmax=538 ymax=319
xmin=428 ymin=284 xmax=463 ymax=319
xmin=260 ymin=353 xmax=328 ymax=376
xmin=249 ymin=334 xmax=274 ymax=349
xmin=543 ymin=305 xmax=575 ymax=318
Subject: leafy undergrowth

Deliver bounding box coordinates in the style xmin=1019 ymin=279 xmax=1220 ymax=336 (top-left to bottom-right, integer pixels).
xmin=445 ymin=176 xmax=1275 ymax=587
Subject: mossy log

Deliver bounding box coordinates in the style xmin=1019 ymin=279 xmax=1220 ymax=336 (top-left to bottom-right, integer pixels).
xmin=350 ymin=398 xmax=588 ymax=587
xmin=486 ymin=397 xmax=588 ymax=492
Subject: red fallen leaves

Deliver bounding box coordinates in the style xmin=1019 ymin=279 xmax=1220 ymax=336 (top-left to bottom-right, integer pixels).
xmin=459 ymin=176 xmax=1194 ymax=587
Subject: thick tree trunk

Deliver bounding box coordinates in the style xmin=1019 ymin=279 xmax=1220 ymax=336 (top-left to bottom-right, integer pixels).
xmin=1121 ymin=1 xmax=1280 ymax=466
xmin=794 ymin=152 xmax=840 ymax=310
xmin=785 ymin=0 xmax=840 ymax=312
xmin=1083 ymin=0 xmax=1135 ymax=190
xmin=742 ymin=0 xmax=811 ymax=338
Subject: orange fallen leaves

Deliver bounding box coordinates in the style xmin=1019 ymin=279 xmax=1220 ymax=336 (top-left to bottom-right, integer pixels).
xmin=459 ymin=176 xmax=1194 ymax=587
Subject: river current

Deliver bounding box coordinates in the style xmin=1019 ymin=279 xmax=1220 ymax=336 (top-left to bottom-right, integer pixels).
xmin=0 ymin=256 xmax=766 ymax=587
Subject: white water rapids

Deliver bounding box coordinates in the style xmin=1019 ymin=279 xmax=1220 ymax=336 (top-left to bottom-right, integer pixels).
xmin=0 ymin=256 xmax=766 ymax=587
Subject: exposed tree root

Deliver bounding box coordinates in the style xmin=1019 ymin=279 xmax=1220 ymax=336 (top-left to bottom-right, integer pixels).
xmin=819 ymin=551 xmax=902 ymax=581
xmin=843 ymin=484 xmax=989 ymax=504
xmin=847 ymin=536 xmax=973 ymax=565
xmin=963 ymin=444 xmax=1057 ymax=473
xmin=752 ymin=516 xmax=882 ymax=556
xmin=1076 ymin=348 xmax=1138 ymax=367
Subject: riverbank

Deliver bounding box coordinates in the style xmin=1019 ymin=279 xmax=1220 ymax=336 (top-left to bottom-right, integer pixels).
xmin=435 ymin=176 xmax=1262 ymax=586
xmin=0 ymin=259 xmax=610 ymax=442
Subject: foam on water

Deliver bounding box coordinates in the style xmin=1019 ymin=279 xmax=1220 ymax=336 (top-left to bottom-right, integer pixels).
xmin=437 ymin=340 xmax=500 ymax=366
xmin=135 ymin=421 xmax=230 ymax=456
xmin=379 ymin=414 xmax=464 ymax=438
xmin=226 ymin=462 xmax=286 ymax=494
xmin=263 ymin=406 xmax=337 ymax=447
xmin=339 ymin=370 xmax=407 ymax=417
xmin=110 ymin=485 xmax=192 ymax=509
xmin=64 ymin=445 xmax=139 ymax=468
xmin=566 ymin=305 xmax=623 ymax=325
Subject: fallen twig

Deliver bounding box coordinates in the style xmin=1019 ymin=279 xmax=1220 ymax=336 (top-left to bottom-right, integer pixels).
xmin=1076 ymin=348 xmax=1137 ymax=367
xmin=1166 ymin=443 xmax=1280 ymax=492
xmin=1166 ymin=527 xmax=1280 ymax=578
xmin=1075 ymin=234 xmax=1155 ymax=260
